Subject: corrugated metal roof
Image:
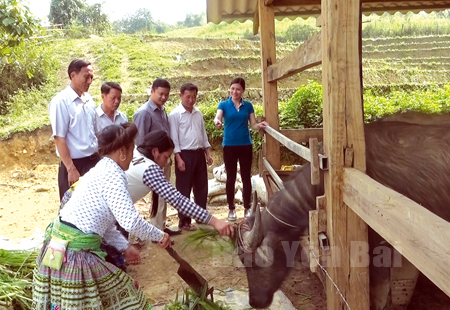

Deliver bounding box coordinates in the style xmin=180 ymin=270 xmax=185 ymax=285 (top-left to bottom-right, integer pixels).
xmin=207 ymin=0 xmax=450 ymax=24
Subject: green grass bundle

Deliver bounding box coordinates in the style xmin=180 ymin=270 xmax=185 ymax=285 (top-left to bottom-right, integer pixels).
xmin=0 ymin=250 xmax=38 ymax=310
xmin=180 ymin=227 xmax=236 ymax=253
xmin=163 ymin=285 xmax=231 ymax=310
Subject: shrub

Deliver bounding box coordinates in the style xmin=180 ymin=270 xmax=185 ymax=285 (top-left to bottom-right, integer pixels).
xmin=0 ymin=41 xmax=58 ymax=114
xmin=283 ymin=24 xmax=319 ymax=42
xmin=279 ymin=80 xmax=323 ymax=129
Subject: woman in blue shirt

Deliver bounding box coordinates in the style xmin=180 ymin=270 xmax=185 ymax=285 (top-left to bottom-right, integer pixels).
xmin=214 ymin=77 xmax=268 ymax=221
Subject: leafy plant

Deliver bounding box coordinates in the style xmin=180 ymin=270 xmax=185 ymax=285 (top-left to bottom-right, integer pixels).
xmin=163 ymin=285 xmax=231 ymax=310
xmin=279 ymin=80 xmax=323 ymax=129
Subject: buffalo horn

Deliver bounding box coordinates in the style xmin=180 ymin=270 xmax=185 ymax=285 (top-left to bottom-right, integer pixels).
xmin=242 ymin=203 xmax=263 ymax=250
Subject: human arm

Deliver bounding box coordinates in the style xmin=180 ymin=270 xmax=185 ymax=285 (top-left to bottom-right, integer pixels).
xmin=54 ymin=137 xmax=80 ymax=186
xmin=175 ymin=153 xmax=185 ymax=171
xmin=249 ymin=112 xmax=268 ymax=131
xmin=204 ymin=147 xmax=213 ymax=166
xmin=214 ymin=109 xmax=224 ymax=129
xmin=168 ymin=110 xmax=185 ymax=171
xmin=104 ymin=172 xmax=165 ymax=244
xmin=142 ymin=165 xmax=233 ymax=236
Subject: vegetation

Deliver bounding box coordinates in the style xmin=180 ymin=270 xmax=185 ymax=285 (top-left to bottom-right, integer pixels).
xmin=0 ymin=249 xmax=38 ymax=309
xmin=163 ymin=286 xmax=230 ymax=310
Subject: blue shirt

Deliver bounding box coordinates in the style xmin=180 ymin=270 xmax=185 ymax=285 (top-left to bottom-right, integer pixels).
xmin=217 ymin=97 xmax=255 ymax=146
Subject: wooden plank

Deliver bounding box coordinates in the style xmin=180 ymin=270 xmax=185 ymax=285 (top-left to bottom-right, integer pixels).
xmin=259 ymin=0 xmax=281 ymax=170
xmin=343 ymin=168 xmax=450 ymax=298
xmin=322 ymin=0 xmax=369 ymax=309
xmin=268 ymin=31 xmax=322 ymax=82
xmin=264 ymin=0 xmax=274 ymax=4
xmin=309 ymin=138 xmax=320 ymax=185
xmin=391 ymin=253 xmax=420 ymax=308
xmin=264 ymin=126 xmax=311 ymax=161
xmin=263 ymin=157 xmax=285 ymax=190
xmin=280 ymin=128 xmax=323 ymax=143
xmin=316 ymin=195 xmax=327 ymax=232
xmin=309 ymin=210 xmax=319 ymax=273
xmin=316 ymin=14 xmax=322 ymax=27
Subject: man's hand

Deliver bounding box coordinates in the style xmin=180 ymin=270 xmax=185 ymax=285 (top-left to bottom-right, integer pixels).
xmin=177 ymin=158 xmax=186 ymax=172
xmin=209 ymin=217 xmax=234 ymax=237
xmin=206 ymin=155 xmax=213 ymax=166
xmin=67 ymin=164 xmax=80 ymax=186
xmin=123 ymin=245 xmax=141 ymax=264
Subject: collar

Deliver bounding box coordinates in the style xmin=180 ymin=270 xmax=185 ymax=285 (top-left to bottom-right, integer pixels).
xmin=227 ymin=96 xmax=245 ymax=106
xmin=96 ymin=104 xmax=119 ymax=119
xmin=148 ymin=99 xmax=164 ymax=112
xmin=178 ymin=102 xmax=198 ymax=114
xmin=67 ymin=85 xmax=89 ymax=104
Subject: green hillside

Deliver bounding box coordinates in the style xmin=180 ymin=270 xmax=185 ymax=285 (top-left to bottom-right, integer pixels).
xmin=2 ymin=17 xmax=450 ymax=138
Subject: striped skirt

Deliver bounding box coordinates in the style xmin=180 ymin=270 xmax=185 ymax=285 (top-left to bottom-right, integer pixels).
xmin=32 ymin=219 xmax=151 ymax=310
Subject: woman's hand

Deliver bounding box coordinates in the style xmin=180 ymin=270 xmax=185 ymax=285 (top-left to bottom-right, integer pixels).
xmin=209 ymin=217 xmax=234 ymax=237
xmin=157 ymin=233 xmax=171 ymax=249
xmin=214 ymin=118 xmax=223 ymax=129
xmin=123 ymin=245 xmax=141 ymax=264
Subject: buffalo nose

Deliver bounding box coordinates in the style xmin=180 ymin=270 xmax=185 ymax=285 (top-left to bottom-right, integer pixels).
xmin=249 ymin=294 xmax=273 ymax=309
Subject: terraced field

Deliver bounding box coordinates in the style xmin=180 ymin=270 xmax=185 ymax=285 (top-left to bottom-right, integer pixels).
xmin=78 ymin=34 xmax=450 ymax=108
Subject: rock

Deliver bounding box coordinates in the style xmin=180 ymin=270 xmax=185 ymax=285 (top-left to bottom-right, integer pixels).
xmin=35 ymin=186 xmax=50 ymax=192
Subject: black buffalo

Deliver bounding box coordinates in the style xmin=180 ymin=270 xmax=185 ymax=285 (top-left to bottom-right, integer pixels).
xmin=238 ymin=115 xmax=450 ymax=309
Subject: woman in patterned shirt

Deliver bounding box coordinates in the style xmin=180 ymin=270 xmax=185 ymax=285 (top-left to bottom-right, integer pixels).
xmin=32 ymin=123 xmax=234 ymax=310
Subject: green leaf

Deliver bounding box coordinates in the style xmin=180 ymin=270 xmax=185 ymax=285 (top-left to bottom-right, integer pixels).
xmin=2 ymin=17 xmax=15 ymax=26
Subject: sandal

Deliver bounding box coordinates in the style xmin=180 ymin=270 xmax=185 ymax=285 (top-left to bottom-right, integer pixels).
xmin=179 ymin=223 xmax=197 ymax=231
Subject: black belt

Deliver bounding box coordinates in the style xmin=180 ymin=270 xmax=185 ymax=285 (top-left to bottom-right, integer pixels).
xmin=182 ymin=148 xmax=204 ymax=152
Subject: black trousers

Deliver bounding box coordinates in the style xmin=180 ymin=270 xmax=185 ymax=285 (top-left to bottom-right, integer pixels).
xmin=175 ymin=149 xmax=208 ymax=226
xmin=223 ymin=144 xmax=253 ymax=210
xmin=58 ymin=153 xmax=100 ymax=200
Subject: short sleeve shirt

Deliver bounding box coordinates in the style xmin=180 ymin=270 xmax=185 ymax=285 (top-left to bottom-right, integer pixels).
xmin=49 ymin=86 xmax=97 ymax=158
xmin=217 ymin=97 xmax=254 ymax=146
xmin=95 ymin=105 xmax=128 ymax=134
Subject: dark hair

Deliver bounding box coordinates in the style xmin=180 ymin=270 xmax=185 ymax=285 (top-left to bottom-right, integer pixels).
xmin=137 ymin=130 xmax=174 ymax=161
xmin=230 ymin=77 xmax=246 ymax=90
xmin=68 ymin=59 xmax=91 ymax=79
xmin=180 ymin=82 xmax=198 ymax=95
xmin=98 ymin=123 xmax=138 ymax=156
xmin=152 ymin=78 xmax=171 ymax=91
xmin=101 ymin=82 xmax=122 ymax=94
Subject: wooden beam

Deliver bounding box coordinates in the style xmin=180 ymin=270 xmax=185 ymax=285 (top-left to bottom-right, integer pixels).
xmin=272 ymin=0 xmax=320 ymax=5
xmin=280 ymin=128 xmax=323 ymax=143
xmin=322 ymin=0 xmax=369 ymax=309
xmin=264 ymin=126 xmax=311 ymax=162
xmin=262 ymin=157 xmax=284 ymax=190
xmin=253 ymin=8 xmax=259 ymax=35
xmin=309 ymin=138 xmax=320 ymax=185
xmin=268 ymin=31 xmax=322 ymax=82
xmin=259 ymin=0 xmax=281 ymax=170
xmin=343 ymin=168 xmax=450 ymax=298
xmin=264 ymin=0 xmax=275 ymax=4
xmin=309 ymin=210 xmax=319 ymax=273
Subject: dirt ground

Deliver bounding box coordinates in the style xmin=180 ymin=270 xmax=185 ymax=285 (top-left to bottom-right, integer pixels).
xmin=0 ymin=128 xmax=449 ymax=309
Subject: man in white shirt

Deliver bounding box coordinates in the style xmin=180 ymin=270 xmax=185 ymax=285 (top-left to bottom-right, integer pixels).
xmin=95 ymin=82 xmax=128 ymax=134
xmin=49 ymin=59 xmax=100 ymax=200
xmin=168 ymin=83 xmax=213 ymax=231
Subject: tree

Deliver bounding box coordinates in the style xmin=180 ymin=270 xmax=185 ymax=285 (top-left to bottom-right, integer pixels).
xmin=178 ymin=12 xmax=205 ymax=28
xmin=77 ymin=3 xmax=110 ymax=35
xmin=114 ymin=8 xmax=154 ymax=34
xmin=0 ymin=0 xmax=40 ymax=57
xmin=49 ymin=0 xmax=84 ymax=27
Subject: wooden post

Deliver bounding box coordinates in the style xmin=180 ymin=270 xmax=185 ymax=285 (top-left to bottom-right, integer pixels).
xmin=258 ymin=0 xmax=281 ymax=169
xmin=322 ymin=0 xmax=369 ymax=309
